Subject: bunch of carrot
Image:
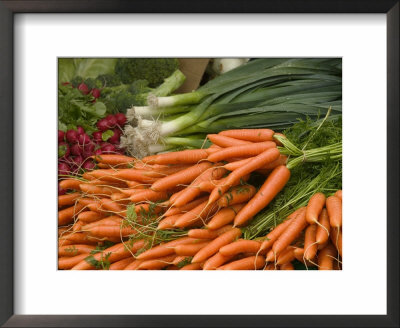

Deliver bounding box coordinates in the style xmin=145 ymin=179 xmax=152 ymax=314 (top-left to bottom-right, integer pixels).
xmin=58 ymin=128 xmax=341 ymax=270
xmin=258 ymin=189 xmax=342 ymax=270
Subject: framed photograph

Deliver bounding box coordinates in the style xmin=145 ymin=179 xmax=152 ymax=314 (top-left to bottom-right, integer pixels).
xmin=0 ymin=1 xmax=398 ymax=327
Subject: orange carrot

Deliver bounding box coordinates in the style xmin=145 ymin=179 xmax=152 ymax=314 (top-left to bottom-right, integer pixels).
xmin=316 ymin=208 xmax=331 ymax=245
xmin=276 ymin=247 xmax=295 ymax=265
xmin=280 ymin=262 xmax=294 ymax=270
xmin=306 ymin=193 xmax=326 ymax=224
xmin=111 ymin=193 xmax=130 ymax=203
xmin=219 ymin=239 xmax=261 ymax=257
xmin=180 ymin=263 xmax=203 ymax=270
xmin=58 ymin=244 xmax=96 ymax=257
xmin=125 ymin=180 xmax=149 ymax=189
xmin=112 ymin=169 xmax=160 ymax=183
xmin=138 ymin=254 xmax=177 ymax=270
xmin=144 ymin=164 xmax=192 ymax=178
xmin=72 ymin=220 xmax=84 ymax=232
xmin=86 ymin=225 xmax=136 ymax=238
xmin=234 ymin=165 xmax=291 ymax=226
xmin=71 ymin=240 xmax=146 ymax=270
xmin=207 ymin=134 xmax=252 ymax=147
xmin=77 ymin=198 xmax=99 ymax=208
xmin=202 ymin=252 xmax=235 ymax=270
xmin=120 ymin=188 xmax=149 ymax=196
xmin=264 ymin=263 xmax=277 ymax=270
xmin=164 ymin=195 xmax=209 ymax=216
xmin=151 ymin=162 xmax=212 ymax=192
xmin=157 ymin=214 xmax=182 ymax=230
xmin=223 ymin=149 xmax=280 ymax=192
xmin=129 ymin=190 xmax=169 ymax=203
xmin=82 ymin=216 xmax=122 ymax=230
xmin=207 ymin=204 xmax=245 ymax=230
xmin=272 ymin=207 xmax=307 ymax=256
xmin=124 ymin=259 xmax=144 ymax=270
xmin=174 ymin=200 xmax=217 ymax=229
xmin=191 ymin=228 xmax=241 ymax=263
xmin=172 ymin=256 xmax=191 ymax=266
xmin=174 ymin=241 xmax=210 ymax=256
xmin=207 ymin=141 xmax=276 ymax=163
xmin=330 ymin=227 xmax=342 ymax=257
xmin=265 ymin=249 xmax=275 ymax=262
xmin=318 ymin=243 xmax=337 ymax=270
xmin=293 ymin=248 xmax=304 ymax=262
xmin=99 ymin=198 xmax=125 ymax=215
xmin=76 ymin=211 xmax=104 ymax=223
xmin=304 ymin=224 xmax=318 ymax=261
xmin=58 ymin=254 xmax=90 ymax=270
xmin=92 ymin=154 xmax=135 ymax=166
xmin=109 ymin=257 xmax=135 ymax=270
xmin=198 ymin=177 xmax=227 ymax=193
xmin=59 ymin=232 xmax=98 ymax=246
xmin=58 ymin=193 xmax=81 ymax=207
xmin=218 ymin=255 xmax=265 ymax=270
xmin=172 ymin=166 xmax=227 ymax=208
xmin=79 ymin=184 xmax=114 ymax=196
xmin=136 ymin=237 xmax=196 ymax=260
xmin=142 ymin=149 xmax=209 ymax=165
xmin=259 ymin=217 xmax=295 ymax=251
xmin=334 ymin=190 xmax=342 ymax=200
xmin=188 ymin=225 xmax=233 ymax=239
xmin=219 ymin=129 xmax=274 ymax=142
xmin=59 ymin=179 xmax=83 ymax=191
xmin=58 ymin=203 xmax=85 ymax=226
xmin=258 ymin=155 xmax=288 ymax=170
xmin=224 ymin=158 xmax=252 ymax=171
xmin=217 ymin=185 xmax=256 ymax=207
xmin=326 ymin=195 xmax=342 ymax=228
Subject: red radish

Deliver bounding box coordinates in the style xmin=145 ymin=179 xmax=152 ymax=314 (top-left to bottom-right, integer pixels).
xmin=58 ymin=183 xmax=66 ymax=195
xmin=76 ymin=126 xmax=85 ymax=135
xmin=101 ymin=143 xmax=116 ymax=154
xmin=115 ymin=113 xmax=127 ymax=126
xmin=78 ymin=134 xmax=91 ymax=145
xmin=58 ymin=142 xmax=70 ymax=157
xmin=96 ymin=119 xmax=109 ymax=132
xmin=70 ymin=156 xmax=84 ymax=173
xmin=78 ymin=83 xmax=90 ymax=95
xmin=108 ymin=130 xmax=120 ymax=144
xmin=106 ymin=114 xmax=117 ymax=128
xmin=91 ymin=88 xmax=101 ymax=99
xmin=58 ymin=130 xmax=65 ymax=142
xmin=58 ymin=162 xmax=71 ymax=176
xmin=66 ymin=130 xmax=79 ymax=144
xmin=70 ymin=144 xmax=82 ymax=156
xmin=82 ymin=159 xmax=96 ymax=170
xmin=92 ymin=131 xmax=103 ymax=143
xmin=94 ymin=148 xmax=102 ymax=155
xmin=84 ymin=142 xmax=95 ymax=153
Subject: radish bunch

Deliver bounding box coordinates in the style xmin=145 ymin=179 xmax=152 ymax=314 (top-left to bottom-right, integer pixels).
xmin=58 ymin=113 xmax=127 ymax=189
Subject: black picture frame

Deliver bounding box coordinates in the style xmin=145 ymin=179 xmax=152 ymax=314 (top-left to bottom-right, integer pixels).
xmin=0 ymin=1 xmax=398 ymax=327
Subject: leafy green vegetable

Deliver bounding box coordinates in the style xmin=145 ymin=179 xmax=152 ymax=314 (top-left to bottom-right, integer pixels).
xmin=100 ymin=70 xmax=185 ymax=113
xmin=114 ymin=58 xmax=179 ymax=87
xmin=101 ymin=130 xmax=114 ymax=142
xmin=58 ymin=58 xmax=117 ymax=83
xmin=58 ymin=84 xmax=107 ymax=133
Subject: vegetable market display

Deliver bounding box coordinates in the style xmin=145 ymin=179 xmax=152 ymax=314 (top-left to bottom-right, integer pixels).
xmin=58 ymin=58 xmax=342 ymax=270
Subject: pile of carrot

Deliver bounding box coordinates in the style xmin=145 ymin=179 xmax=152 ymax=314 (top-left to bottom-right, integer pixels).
xmin=58 ymin=128 xmax=342 ymax=270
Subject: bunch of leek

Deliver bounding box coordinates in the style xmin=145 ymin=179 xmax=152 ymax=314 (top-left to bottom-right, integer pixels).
xmin=121 ymin=58 xmax=342 ymax=158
